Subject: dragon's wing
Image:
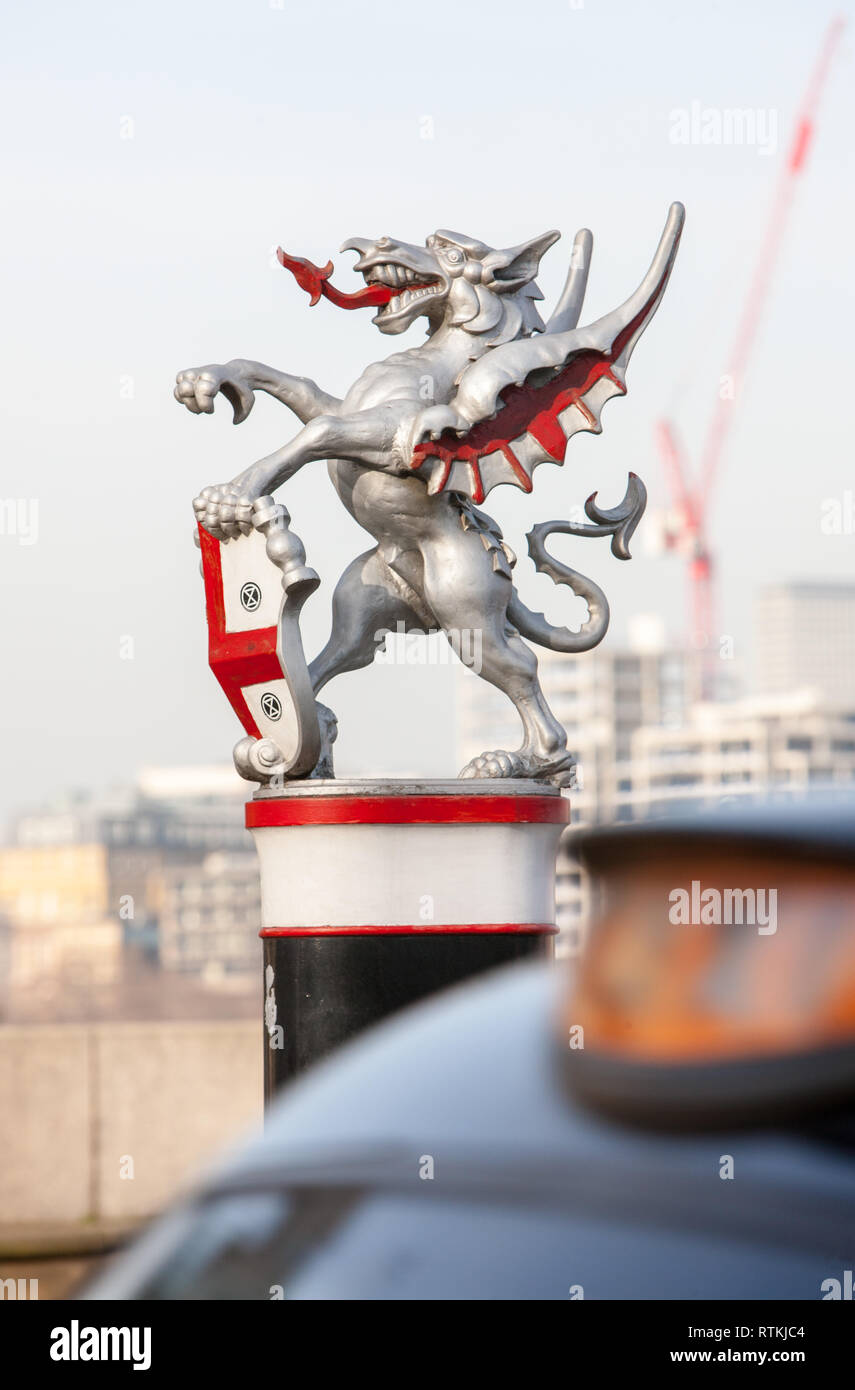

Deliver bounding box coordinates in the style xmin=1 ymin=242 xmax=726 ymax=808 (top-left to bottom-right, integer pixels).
xmin=410 ymin=203 xmax=684 ymax=503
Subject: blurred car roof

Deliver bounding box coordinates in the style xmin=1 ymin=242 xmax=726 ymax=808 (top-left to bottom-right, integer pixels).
xmin=569 ymin=790 xmax=855 ymax=867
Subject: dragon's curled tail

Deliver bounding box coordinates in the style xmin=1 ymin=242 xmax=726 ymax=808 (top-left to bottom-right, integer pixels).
xmin=508 ymin=473 xmax=647 ymax=653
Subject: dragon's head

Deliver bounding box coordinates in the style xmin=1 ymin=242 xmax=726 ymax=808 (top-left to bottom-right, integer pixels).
xmin=340 ymin=228 xmax=560 ymax=342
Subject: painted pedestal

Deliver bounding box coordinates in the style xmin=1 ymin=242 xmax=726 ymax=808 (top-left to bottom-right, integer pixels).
xmin=248 ymin=779 xmax=568 ymax=1100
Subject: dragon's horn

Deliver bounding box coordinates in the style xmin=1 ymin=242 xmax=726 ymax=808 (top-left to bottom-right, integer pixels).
xmin=545 ymin=228 xmax=593 ymax=334
xmin=339 ymin=237 xmax=374 ymax=256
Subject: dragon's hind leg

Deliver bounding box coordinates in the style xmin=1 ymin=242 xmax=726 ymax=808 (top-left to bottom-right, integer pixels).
xmin=309 ymin=547 xmax=431 ymax=694
xmin=307 ymin=547 xmax=430 ymax=777
xmin=456 ymin=622 xmax=575 ymax=786
xmin=421 ymin=532 xmax=574 ymax=786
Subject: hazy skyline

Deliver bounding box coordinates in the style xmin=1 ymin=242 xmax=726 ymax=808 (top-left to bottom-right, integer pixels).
xmin=1 ymin=0 xmax=853 ymax=815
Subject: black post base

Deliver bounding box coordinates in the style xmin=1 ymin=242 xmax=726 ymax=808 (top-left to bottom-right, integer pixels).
xmin=262 ymin=931 xmax=551 ymax=1102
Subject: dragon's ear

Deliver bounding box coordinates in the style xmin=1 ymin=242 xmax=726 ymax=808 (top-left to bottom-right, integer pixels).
xmin=481 ymin=230 xmax=560 ymax=294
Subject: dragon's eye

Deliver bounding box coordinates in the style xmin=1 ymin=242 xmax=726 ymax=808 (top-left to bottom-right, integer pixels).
xmin=443 ymin=247 xmax=463 ymax=264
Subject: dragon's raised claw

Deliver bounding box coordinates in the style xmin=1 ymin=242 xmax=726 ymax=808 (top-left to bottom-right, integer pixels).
xmin=175 ymin=363 xmax=256 ymax=425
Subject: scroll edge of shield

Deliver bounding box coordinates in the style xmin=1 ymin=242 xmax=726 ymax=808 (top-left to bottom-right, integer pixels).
xmin=251 ymin=496 xmax=322 ymax=780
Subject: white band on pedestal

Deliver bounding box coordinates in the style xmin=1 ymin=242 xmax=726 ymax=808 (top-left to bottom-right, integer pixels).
xmin=247 ymin=780 xmax=568 ymax=933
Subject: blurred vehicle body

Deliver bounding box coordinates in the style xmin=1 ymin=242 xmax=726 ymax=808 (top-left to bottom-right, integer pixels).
xmin=83 ymin=797 xmax=855 ymax=1300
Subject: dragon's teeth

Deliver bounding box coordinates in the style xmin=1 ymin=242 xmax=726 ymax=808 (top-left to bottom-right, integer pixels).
xmin=389 ymin=294 xmax=401 ymax=312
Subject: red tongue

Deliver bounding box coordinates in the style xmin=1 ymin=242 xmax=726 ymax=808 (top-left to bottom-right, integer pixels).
xmin=277 ymin=248 xmax=422 ymax=310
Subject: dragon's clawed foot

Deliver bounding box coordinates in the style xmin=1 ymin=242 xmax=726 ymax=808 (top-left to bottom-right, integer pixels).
xmin=193 ymin=483 xmax=257 ymax=541
xmin=458 ymin=748 xmax=576 ymax=787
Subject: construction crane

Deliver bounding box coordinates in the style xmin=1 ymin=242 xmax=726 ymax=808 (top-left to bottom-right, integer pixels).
xmin=656 ymin=16 xmax=845 ymax=689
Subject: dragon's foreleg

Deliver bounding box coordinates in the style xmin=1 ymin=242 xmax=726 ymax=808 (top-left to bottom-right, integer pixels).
xmin=175 ymin=358 xmax=340 ymax=426
xmin=234 ymin=406 xmax=407 ymax=497
xmin=197 ymin=405 xmax=412 ymax=539
xmin=224 ymin=360 xmax=341 ymax=423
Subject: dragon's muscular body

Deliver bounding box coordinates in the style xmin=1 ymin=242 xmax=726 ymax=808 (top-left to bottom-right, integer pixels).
xmin=177 ymin=208 xmax=683 ymax=783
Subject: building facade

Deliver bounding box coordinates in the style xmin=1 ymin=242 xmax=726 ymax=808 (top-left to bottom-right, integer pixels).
xmin=628 ymin=689 xmax=855 ymax=818
xmin=0 ymin=767 xmax=255 ymax=1015
xmin=754 ymin=582 xmax=855 ymax=707
xmin=156 ymin=852 xmax=260 ymax=983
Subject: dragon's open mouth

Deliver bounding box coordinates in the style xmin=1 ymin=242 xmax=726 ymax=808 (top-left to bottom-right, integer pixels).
xmin=276 ymin=246 xmax=445 ymax=319
xmin=363 ymin=262 xmax=443 ymax=317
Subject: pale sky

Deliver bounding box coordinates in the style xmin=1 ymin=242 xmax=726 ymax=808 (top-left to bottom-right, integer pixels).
xmin=1 ymin=0 xmax=852 ymax=815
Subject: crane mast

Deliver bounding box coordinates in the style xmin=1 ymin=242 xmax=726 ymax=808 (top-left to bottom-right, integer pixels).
xmin=656 ymin=17 xmax=845 ymax=692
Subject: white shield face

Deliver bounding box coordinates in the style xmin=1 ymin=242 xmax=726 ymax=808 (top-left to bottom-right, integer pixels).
xmin=219 ymin=528 xmax=283 ymax=633
xmin=241 ymin=680 xmax=300 ymax=764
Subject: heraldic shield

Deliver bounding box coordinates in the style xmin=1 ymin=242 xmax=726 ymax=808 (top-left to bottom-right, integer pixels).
xmin=197 ymin=495 xmax=322 ymax=783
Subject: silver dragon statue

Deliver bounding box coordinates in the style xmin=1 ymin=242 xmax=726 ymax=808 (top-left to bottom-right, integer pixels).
xmin=178 ymin=202 xmax=684 ymax=786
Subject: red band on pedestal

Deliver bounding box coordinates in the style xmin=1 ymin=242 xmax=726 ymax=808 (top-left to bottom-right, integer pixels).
xmin=259 ymin=923 xmax=559 ymax=936
xmin=247 ymin=794 xmax=569 ymax=829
